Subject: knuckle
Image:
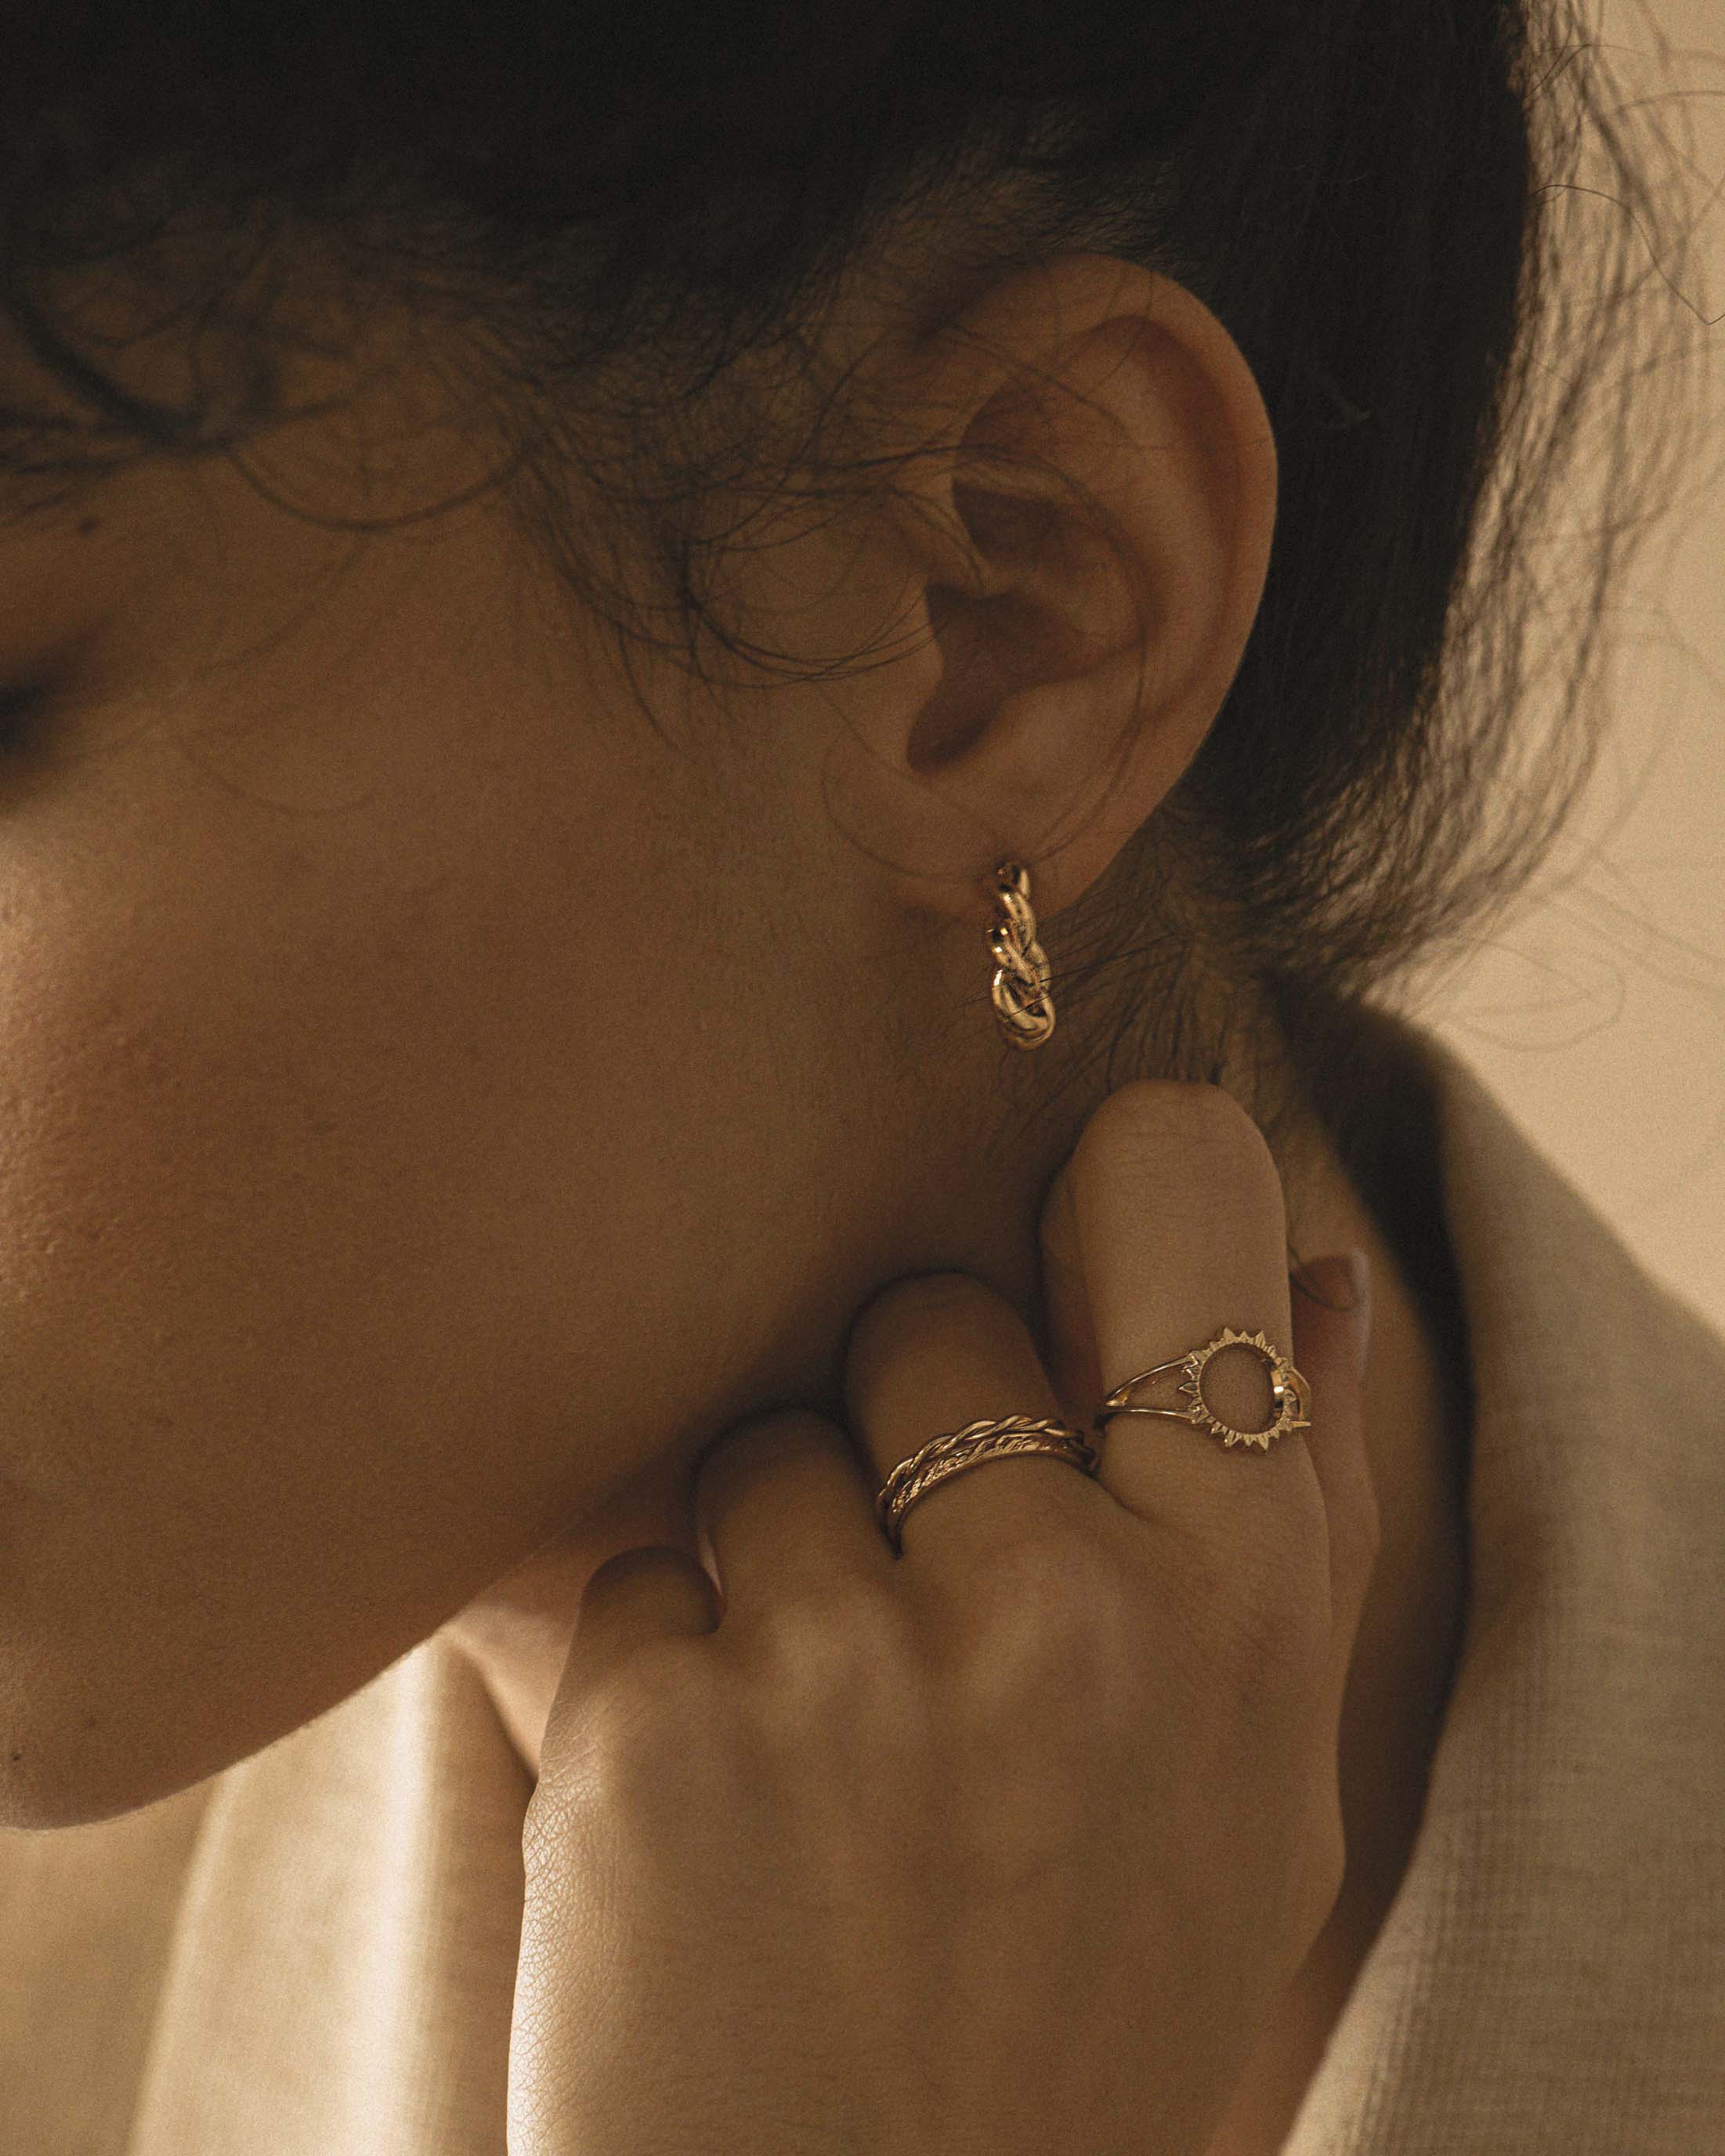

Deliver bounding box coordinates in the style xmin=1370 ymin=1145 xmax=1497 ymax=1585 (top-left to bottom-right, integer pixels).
xmin=533 ymin=1637 xmax=728 ymax=1815
xmin=935 ymin=1563 xmax=1144 ymax=1894
xmin=594 ymin=1639 xmax=732 ymax=1757
xmin=846 ymin=1270 xmax=1002 ymax=1364
xmin=740 ymin=1580 xmax=917 ymax=1716
xmin=947 ymin=1532 xmax=1143 ymax=1729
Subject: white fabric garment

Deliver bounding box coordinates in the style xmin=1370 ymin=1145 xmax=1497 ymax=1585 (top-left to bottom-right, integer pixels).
xmin=2 ymin=1019 xmax=1723 ymax=2154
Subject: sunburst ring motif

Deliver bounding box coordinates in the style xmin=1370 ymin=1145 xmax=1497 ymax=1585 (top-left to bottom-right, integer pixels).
xmin=1093 ymin=1328 xmax=1312 ymax=1454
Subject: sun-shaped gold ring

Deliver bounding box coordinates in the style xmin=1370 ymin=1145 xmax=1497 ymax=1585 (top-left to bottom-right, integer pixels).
xmin=1094 ymin=1327 xmax=1311 ymax=1453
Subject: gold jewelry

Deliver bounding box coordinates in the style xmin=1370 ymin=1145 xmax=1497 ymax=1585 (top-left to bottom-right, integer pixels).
xmin=876 ymin=1416 xmax=1098 ymax=1555
xmin=880 ymin=870 xmax=1303 ymax=1556
xmin=989 ymin=859 xmax=1055 ymax=1050
xmin=1094 ymin=1328 xmax=1311 ymax=1453
xmin=873 ymin=1331 xmax=1311 ymax=1550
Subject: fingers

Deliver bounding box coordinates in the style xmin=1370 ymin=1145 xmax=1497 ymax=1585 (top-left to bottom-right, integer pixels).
xmin=554 ymin=1545 xmax=720 ymax=1708
xmin=1039 ymin=1161 xmax=1105 ymax=1427
xmin=841 ymin=1272 xmax=1107 ymax=1561
xmin=1042 ymin=1083 xmax=1380 ymax=1688
xmin=568 ymin=1082 xmax=1376 ymax=1707
xmin=1047 ymin=1083 xmax=1324 ymax=1555
xmin=1286 ymin=1252 xmax=1382 ymax=1716
xmin=1051 ymin=1152 xmax=1380 ymax=1713
xmin=692 ymin=1412 xmax=897 ymax=1599
xmin=552 ymin=1429 xmax=887 ymax=1731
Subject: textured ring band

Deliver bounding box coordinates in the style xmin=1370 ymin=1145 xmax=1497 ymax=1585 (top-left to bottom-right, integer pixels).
xmin=876 ymin=1416 xmax=1098 ymax=1555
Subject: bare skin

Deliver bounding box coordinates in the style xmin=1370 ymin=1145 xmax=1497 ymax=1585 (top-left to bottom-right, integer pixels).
xmin=454 ymin=1032 xmax=1472 ymax=2156
xmin=0 ymin=239 xmax=1471 ymax=2146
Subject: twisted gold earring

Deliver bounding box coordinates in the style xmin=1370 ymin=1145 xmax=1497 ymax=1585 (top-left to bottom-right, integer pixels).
xmin=988 ymin=859 xmax=1055 ymax=1050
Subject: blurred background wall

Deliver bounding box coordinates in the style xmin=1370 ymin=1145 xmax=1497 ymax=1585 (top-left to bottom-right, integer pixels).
xmin=1409 ymin=0 xmax=1723 ymax=1335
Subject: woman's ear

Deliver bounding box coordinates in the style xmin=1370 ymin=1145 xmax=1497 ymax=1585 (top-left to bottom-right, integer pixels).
xmin=819 ymin=251 xmax=1278 ymax=931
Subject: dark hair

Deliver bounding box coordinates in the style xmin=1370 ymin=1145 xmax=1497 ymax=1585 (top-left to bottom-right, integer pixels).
xmin=0 ymin=3 xmax=1706 ymax=1210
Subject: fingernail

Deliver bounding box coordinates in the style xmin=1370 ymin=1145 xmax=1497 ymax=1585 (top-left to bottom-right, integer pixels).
xmin=1343 ymin=1247 xmax=1374 ymax=1382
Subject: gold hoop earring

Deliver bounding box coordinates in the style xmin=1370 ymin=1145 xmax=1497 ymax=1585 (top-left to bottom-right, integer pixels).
xmin=988 ymin=859 xmax=1055 ymax=1050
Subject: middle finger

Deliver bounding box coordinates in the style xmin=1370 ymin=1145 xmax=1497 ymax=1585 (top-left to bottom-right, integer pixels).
xmin=1043 ymin=1081 xmax=1329 ymax=1570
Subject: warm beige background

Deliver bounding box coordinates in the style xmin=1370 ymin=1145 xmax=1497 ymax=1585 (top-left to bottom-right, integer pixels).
xmin=1409 ymin=0 xmax=1723 ymax=1338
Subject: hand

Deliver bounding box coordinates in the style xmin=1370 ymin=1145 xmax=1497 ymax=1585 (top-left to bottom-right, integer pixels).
xmin=508 ymin=1080 xmax=1379 ymax=2156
